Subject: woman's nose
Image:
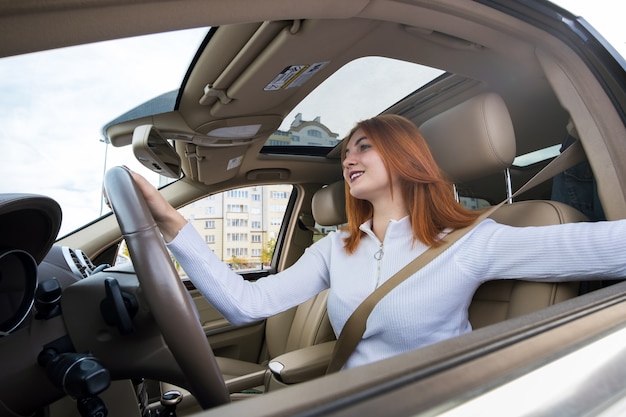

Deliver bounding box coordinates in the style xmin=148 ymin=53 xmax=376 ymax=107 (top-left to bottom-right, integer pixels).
xmin=342 ymin=154 xmax=355 ymax=168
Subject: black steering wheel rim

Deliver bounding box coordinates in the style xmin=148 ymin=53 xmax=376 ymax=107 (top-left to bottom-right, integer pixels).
xmin=104 ymin=166 xmax=229 ymax=408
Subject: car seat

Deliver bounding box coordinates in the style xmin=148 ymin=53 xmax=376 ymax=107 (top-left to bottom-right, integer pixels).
xmin=418 ymin=91 xmax=587 ymax=329
xmin=158 ymin=186 xmax=341 ymax=406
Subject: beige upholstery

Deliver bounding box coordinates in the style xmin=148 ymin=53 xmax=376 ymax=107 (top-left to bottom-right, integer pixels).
xmin=312 ymin=181 xmax=346 ymax=227
xmin=161 ymin=188 xmax=339 ymax=403
xmin=162 ymin=289 xmax=333 ymax=400
xmin=419 ymin=92 xmax=588 ymax=329
xmin=419 ymin=92 xmax=516 ymax=183
xmin=470 ymin=201 xmax=587 ymax=328
xmin=267 ymin=289 xmax=334 ymax=356
xmin=262 ymin=182 xmax=347 ymax=361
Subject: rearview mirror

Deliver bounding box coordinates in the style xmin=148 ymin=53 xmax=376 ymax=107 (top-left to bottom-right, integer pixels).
xmin=132 ymin=125 xmax=182 ymax=179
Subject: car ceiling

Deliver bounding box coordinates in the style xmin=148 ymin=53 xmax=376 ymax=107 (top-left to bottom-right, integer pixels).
xmin=0 ymin=0 xmax=576 ymax=196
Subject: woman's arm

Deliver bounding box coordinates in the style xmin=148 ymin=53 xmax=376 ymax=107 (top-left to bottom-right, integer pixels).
xmin=457 ymin=219 xmax=626 ymax=282
xmin=168 ymin=223 xmax=332 ymax=325
xmin=130 ymin=169 xmax=331 ymax=324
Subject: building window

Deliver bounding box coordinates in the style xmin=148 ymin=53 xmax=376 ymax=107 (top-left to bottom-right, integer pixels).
xmin=227 ymin=233 xmax=248 ymax=242
xmin=271 ymin=191 xmax=289 ymax=199
xmin=251 ymin=234 xmax=261 ymax=243
xmin=267 ymin=139 xmax=287 ymax=146
xmin=307 ymin=129 xmax=322 ymax=138
xmin=227 ymin=204 xmax=248 ymax=213
xmin=205 ymin=235 xmax=215 ymax=244
xmin=204 ymin=220 xmax=215 ymax=229
xmin=227 ymin=248 xmax=248 ymax=257
xmin=252 ymin=221 xmax=261 ymax=229
xmin=227 ymin=218 xmax=248 ymax=227
xmin=227 ymin=190 xmax=249 ymax=198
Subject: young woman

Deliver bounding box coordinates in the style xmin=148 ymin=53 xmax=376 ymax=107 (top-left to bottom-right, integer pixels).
xmin=132 ymin=114 xmax=626 ymax=370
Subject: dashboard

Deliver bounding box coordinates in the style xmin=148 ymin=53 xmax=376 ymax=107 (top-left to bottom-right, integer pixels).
xmin=0 ymin=193 xmax=123 ymax=414
xmin=0 ymin=194 xmax=95 ymax=336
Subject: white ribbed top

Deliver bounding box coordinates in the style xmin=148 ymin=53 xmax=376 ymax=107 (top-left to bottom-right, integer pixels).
xmin=168 ymin=217 xmax=626 ymax=369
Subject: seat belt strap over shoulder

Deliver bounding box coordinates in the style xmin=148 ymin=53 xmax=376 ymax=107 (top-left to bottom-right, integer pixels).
xmin=325 ymin=140 xmax=586 ymax=374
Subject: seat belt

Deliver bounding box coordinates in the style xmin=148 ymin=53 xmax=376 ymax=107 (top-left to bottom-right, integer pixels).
xmin=326 ymin=140 xmax=586 ymax=374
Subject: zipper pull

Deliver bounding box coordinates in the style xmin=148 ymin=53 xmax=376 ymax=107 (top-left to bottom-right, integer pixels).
xmin=374 ymin=244 xmax=384 ymax=260
xmin=375 ymin=243 xmax=384 ymax=288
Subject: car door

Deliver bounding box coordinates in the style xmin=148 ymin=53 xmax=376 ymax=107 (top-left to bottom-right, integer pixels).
xmin=175 ymin=183 xmax=312 ymax=363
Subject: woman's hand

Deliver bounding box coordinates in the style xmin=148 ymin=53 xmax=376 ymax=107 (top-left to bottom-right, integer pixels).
xmin=130 ymin=170 xmax=187 ymax=242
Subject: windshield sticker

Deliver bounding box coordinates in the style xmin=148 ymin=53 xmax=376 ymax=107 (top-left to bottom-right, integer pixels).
xmin=264 ymin=62 xmax=329 ymax=91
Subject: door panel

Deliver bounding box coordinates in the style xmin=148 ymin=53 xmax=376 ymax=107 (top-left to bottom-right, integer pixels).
xmin=188 ymin=286 xmax=266 ymax=363
xmin=172 ymin=184 xmax=297 ymax=364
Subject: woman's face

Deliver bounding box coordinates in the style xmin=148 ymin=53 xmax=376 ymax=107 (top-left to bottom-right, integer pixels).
xmin=343 ymin=128 xmax=397 ymax=203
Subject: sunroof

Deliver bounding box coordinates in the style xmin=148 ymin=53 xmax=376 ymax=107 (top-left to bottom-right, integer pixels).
xmin=261 ymin=56 xmax=444 ymax=152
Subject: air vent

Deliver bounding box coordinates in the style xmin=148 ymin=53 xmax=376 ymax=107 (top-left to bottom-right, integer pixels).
xmin=61 ymin=247 xmax=95 ymax=279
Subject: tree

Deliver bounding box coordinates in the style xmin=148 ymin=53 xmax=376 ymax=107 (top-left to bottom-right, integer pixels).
xmin=229 ymin=255 xmax=246 ymax=270
xmin=261 ymin=238 xmax=276 ymax=266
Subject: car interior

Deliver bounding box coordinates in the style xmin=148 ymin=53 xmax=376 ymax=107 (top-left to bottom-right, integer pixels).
xmin=1 ymin=0 xmax=626 ymax=416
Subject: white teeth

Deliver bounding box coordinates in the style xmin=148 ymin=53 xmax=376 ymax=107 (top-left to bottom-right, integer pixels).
xmin=350 ymin=172 xmax=363 ymax=181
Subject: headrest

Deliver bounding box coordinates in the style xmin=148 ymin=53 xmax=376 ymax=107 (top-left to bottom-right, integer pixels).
xmin=312 ymin=93 xmax=515 ymax=225
xmin=312 ymin=181 xmax=347 ymax=226
xmin=419 ymin=92 xmax=516 ymax=183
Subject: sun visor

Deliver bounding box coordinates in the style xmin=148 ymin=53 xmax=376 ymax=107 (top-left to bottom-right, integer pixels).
xmin=0 ymin=194 xmax=62 ymax=264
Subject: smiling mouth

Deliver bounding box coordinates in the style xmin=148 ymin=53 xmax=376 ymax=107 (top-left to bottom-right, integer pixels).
xmin=349 ymin=171 xmax=363 ymax=182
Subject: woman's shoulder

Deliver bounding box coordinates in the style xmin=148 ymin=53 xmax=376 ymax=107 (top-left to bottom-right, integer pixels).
xmin=455 ymin=218 xmax=504 ymax=245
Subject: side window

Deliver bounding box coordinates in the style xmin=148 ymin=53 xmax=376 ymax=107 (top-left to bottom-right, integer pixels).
xmin=459 ymin=196 xmax=491 ymax=210
xmin=114 ymin=184 xmax=301 ymax=274
xmin=177 ymin=184 xmax=293 ymax=271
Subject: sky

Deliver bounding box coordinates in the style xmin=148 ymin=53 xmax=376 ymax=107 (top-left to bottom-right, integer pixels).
xmin=562 ymin=0 xmax=625 ymax=53
xmin=0 ymin=28 xmax=208 ymax=235
xmin=0 ymin=1 xmax=623 ymax=237
xmin=552 ymin=0 xmax=625 ymax=58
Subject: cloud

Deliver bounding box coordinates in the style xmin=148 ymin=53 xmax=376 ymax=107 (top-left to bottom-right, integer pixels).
xmin=0 ymin=28 xmax=207 ymax=235
xmin=280 ymin=57 xmax=444 ymax=138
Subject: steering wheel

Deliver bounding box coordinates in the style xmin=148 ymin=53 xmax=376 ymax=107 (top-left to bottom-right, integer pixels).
xmin=103 ymin=166 xmax=229 ymax=409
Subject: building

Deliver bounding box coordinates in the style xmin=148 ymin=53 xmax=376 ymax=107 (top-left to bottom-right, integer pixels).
xmin=179 ymin=184 xmax=292 ymax=270
xmin=179 ymin=114 xmax=338 ymax=270
xmin=265 ymin=113 xmax=340 ymax=147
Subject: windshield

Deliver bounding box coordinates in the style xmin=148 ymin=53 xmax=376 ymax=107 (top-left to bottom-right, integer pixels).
xmin=0 ymin=28 xmax=208 ymax=236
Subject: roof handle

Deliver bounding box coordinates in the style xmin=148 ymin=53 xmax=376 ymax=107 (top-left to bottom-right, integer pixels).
xmin=199 ymin=85 xmax=232 ymax=105
xmin=290 ymin=20 xmax=302 ymax=34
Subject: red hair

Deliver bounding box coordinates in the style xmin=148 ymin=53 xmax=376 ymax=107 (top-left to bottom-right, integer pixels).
xmin=341 ymin=114 xmax=480 ymax=254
